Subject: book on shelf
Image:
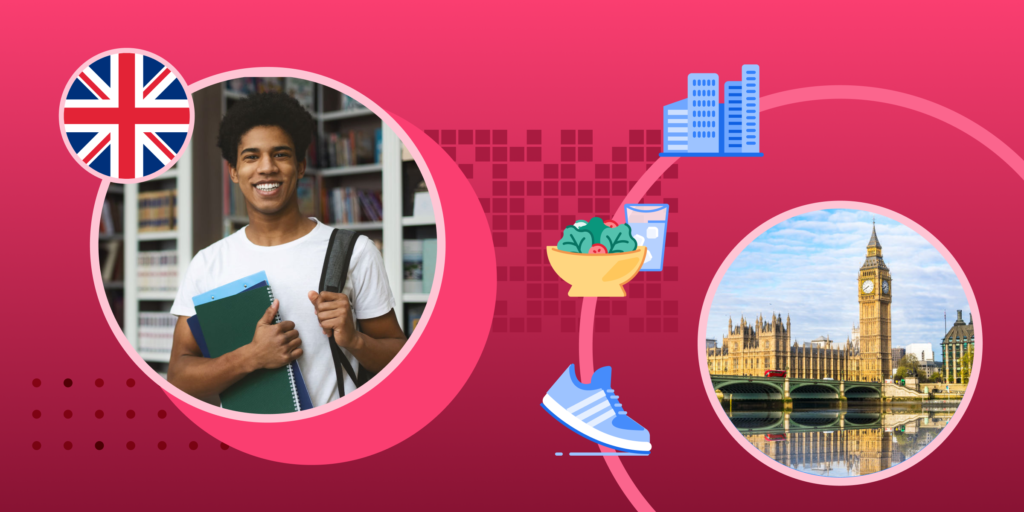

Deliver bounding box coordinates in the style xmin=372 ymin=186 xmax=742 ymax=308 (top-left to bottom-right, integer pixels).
xmin=138 ymin=250 xmax=178 ymax=292
xmin=322 ymin=187 xmax=382 ymax=225
xmin=138 ymin=190 xmax=177 ymax=232
xmin=100 ymin=199 xmax=122 ymax=235
xmin=99 ymin=240 xmax=123 ymax=283
xmin=406 ymin=304 xmax=425 ymax=337
xmin=403 ymin=240 xmax=424 ymax=294
xmin=138 ymin=312 xmax=175 ymax=356
xmin=225 ymin=77 xmax=315 ymax=111
xmin=422 ymin=238 xmax=437 ymax=294
xmin=320 ymin=127 xmax=382 ymax=168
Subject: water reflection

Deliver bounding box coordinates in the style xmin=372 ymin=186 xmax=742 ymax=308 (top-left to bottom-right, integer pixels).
xmin=727 ymin=406 xmax=955 ymax=477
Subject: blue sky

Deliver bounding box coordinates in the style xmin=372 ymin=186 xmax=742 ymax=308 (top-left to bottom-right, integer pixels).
xmin=707 ymin=209 xmax=969 ymax=361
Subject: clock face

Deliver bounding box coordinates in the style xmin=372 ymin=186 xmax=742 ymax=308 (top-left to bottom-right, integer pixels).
xmin=882 ymin=280 xmax=890 ymax=294
xmin=862 ymin=280 xmax=874 ymax=293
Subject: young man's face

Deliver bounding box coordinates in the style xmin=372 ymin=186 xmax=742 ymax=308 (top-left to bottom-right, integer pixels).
xmin=230 ymin=125 xmax=305 ymax=216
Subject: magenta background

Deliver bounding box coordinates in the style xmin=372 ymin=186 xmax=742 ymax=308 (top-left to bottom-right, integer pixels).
xmin=4 ymin=1 xmax=1023 ymax=510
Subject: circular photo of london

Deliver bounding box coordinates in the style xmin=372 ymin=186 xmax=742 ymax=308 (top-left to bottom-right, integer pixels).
xmin=703 ymin=208 xmax=978 ymax=479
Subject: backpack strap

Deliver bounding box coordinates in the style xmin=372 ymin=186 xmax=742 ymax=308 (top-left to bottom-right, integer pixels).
xmin=319 ymin=228 xmax=376 ymax=397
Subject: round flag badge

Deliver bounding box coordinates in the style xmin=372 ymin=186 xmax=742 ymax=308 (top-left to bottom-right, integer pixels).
xmin=60 ymin=49 xmax=194 ymax=183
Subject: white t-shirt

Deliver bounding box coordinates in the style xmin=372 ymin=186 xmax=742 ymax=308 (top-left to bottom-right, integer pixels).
xmin=170 ymin=218 xmax=396 ymax=406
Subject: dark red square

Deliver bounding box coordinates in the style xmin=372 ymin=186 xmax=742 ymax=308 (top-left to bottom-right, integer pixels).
xmin=458 ymin=130 xmax=473 ymax=144
xmin=664 ymin=301 xmax=678 ymax=316
xmin=561 ymin=130 xmax=575 ymax=145
xmin=493 ymin=130 xmax=508 ymax=145
xmin=510 ymin=318 xmax=524 ymax=333
xmin=510 ymin=215 xmax=524 ymax=230
xmin=480 ymin=198 xmax=490 ymax=213
xmin=476 ymin=130 xmax=490 ymax=145
xmin=510 ymin=198 xmax=525 ymax=213
xmin=441 ymin=130 xmax=456 ymax=145
xmin=629 ymin=130 xmax=644 ymax=144
xmin=493 ymin=232 xmax=507 ymax=247
xmin=543 ymin=181 xmax=558 ymax=196
xmin=664 ymin=318 xmax=679 ymax=333
xmin=612 ymin=301 xmax=627 ymax=315
xmin=527 ymin=317 xmax=542 ymax=332
xmin=527 ymin=147 xmax=542 ymax=162
xmin=527 ymin=215 xmax=542 ymax=230
xmin=665 ymin=164 xmax=678 ymax=179
xmin=493 ymin=164 xmax=507 ymax=179
xmin=544 ymin=164 xmax=559 ymax=179
xmin=612 ymin=181 xmax=628 ymax=195
xmin=666 ymin=198 xmax=678 ymax=212
xmin=527 ymin=248 xmax=542 ymax=264
xmin=595 ymin=198 xmax=610 ymax=213
xmin=495 ymin=301 xmax=508 ymax=315
xmin=527 ymin=232 xmax=542 ymax=247
xmin=629 ymin=147 xmax=645 ymax=162
xmin=509 ymin=266 xmax=524 ymax=281
xmin=561 ymin=317 xmax=577 ymax=333
xmin=493 ymin=198 xmax=507 ymax=213
xmin=510 ymin=147 xmax=525 ymax=162
xmin=443 ymin=147 xmax=456 ymax=160
xmin=578 ymin=198 xmax=593 ymax=213
xmin=646 ymin=270 xmax=661 ymax=281
xmin=493 ymin=181 xmax=507 ymax=196
xmin=527 ymin=130 xmax=542 ymax=144
xmin=492 ymin=147 xmax=507 ymax=162
xmin=475 ymin=147 xmax=490 ymax=162
xmin=612 ymin=164 xmax=627 ymax=179
xmin=629 ymin=317 xmax=645 ymax=333
xmin=560 ymin=215 xmax=576 ymax=227
xmin=612 ymin=147 xmax=627 ymax=162
xmin=666 ymin=232 xmax=678 ymax=247
xmin=492 ymin=317 xmax=507 ymax=332
xmin=542 ymin=267 xmax=555 ymax=281
xmin=497 ymin=266 xmax=507 ymax=281
xmin=596 ymin=301 xmax=610 ymax=315
xmin=649 ymin=181 xmax=661 ymax=196
xmin=492 ymin=215 xmax=507 ymax=230
xmin=561 ymin=182 xmax=576 ymax=196
xmin=647 ymin=301 xmax=661 ymax=315
xmin=544 ymin=284 xmax=559 ymax=298
xmin=631 ymin=283 xmax=645 ymax=298
xmin=578 ymin=130 xmax=593 ymax=145
xmin=578 ymin=147 xmax=593 ymax=162
xmin=633 ymin=272 xmax=644 ymax=282
xmin=459 ymin=164 xmax=473 ymax=178
xmin=647 ymin=130 xmax=661 ymax=144
xmin=646 ymin=318 xmax=661 ymax=333
xmin=561 ymin=301 xmax=576 ymax=316
xmin=646 ymin=147 xmax=660 ymax=162
xmin=527 ymin=266 xmax=542 ymax=281
xmin=595 ymin=164 xmax=610 ymax=179
xmin=510 ymin=181 xmax=525 ymax=196
xmin=561 ymin=147 xmax=575 ymax=162
xmin=595 ymin=181 xmax=610 ymax=196
xmin=664 ymin=267 xmax=678 ymax=281
xmin=578 ymin=181 xmax=592 ymax=195
xmin=527 ymin=283 xmax=541 ymax=298
xmin=544 ymin=301 xmax=560 ymax=315
xmin=525 ymin=181 xmax=540 ymax=195
xmin=544 ymin=198 xmax=559 ymax=213
xmin=544 ymin=215 xmax=559 ymax=230
xmin=561 ymin=164 xmax=576 ymax=179
xmin=647 ymin=284 xmax=661 ymax=298
xmin=595 ymin=317 xmax=610 ymax=333
xmin=425 ymin=130 xmax=439 ymax=143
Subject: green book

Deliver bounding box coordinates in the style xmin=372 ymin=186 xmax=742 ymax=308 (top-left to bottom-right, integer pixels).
xmin=194 ymin=282 xmax=300 ymax=414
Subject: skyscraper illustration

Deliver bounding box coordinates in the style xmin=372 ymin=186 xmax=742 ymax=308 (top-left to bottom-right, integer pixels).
xmin=742 ymin=64 xmax=760 ymax=153
xmin=662 ymin=98 xmax=689 ymax=153
xmin=660 ymin=65 xmax=762 ymax=157
xmin=724 ymin=81 xmax=744 ymax=153
xmin=687 ymin=73 xmax=719 ymax=153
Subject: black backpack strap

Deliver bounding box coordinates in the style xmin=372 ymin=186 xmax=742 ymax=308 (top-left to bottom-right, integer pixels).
xmin=319 ymin=229 xmax=376 ymax=397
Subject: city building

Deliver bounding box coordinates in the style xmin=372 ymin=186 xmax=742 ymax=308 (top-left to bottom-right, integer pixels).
xmin=919 ymin=360 xmax=941 ymax=379
xmin=661 ymin=98 xmax=689 ymax=153
xmin=687 ymin=73 xmax=719 ymax=153
xmin=941 ymin=310 xmax=975 ymax=383
xmin=892 ymin=347 xmax=906 ymax=365
xmin=724 ymin=81 xmax=744 ymax=153
xmin=742 ymin=64 xmax=760 ymax=153
xmin=706 ymin=223 xmax=893 ymax=382
xmin=904 ymin=343 xmax=934 ymax=362
xmin=706 ymin=338 xmax=718 ymax=350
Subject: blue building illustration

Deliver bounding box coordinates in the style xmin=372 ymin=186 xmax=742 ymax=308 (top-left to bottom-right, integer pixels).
xmin=662 ymin=98 xmax=689 ymax=153
xmin=660 ymin=65 xmax=762 ymax=157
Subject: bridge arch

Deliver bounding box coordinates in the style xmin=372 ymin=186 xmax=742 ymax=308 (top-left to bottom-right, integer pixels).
xmin=714 ymin=380 xmax=784 ymax=400
xmin=844 ymin=385 xmax=881 ymax=399
xmin=788 ymin=412 xmax=841 ymax=428
xmin=789 ymin=383 xmax=841 ymax=400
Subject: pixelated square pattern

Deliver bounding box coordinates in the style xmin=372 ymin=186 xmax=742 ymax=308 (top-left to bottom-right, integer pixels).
xmin=426 ymin=130 xmax=679 ymax=336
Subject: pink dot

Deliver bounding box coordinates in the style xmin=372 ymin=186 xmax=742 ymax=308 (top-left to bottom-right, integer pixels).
xmin=63 ymin=410 xmax=72 ymax=419
xmin=126 ymin=410 xmax=135 ymax=419
xmin=95 ymin=410 xmax=104 ymax=419
xmin=95 ymin=441 xmax=104 ymax=450
xmin=189 ymin=441 xmax=198 ymax=450
xmin=126 ymin=441 xmax=135 ymax=450
xmin=32 ymin=379 xmax=41 ymax=388
xmin=63 ymin=378 xmax=73 ymax=388
xmin=158 ymin=441 xmax=167 ymax=450
xmin=64 ymin=441 xmax=72 ymax=450
xmin=32 ymin=410 xmax=41 ymax=419
xmin=126 ymin=378 xmax=135 ymax=388
xmin=220 ymin=443 xmax=229 ymax=450
xmin=95 ymin=378 xmax=104 ymax=388
xmin=32 ymin=441 xmax=41 ymax=450
xmin=157 ymin=410 xmax=167 ymax=419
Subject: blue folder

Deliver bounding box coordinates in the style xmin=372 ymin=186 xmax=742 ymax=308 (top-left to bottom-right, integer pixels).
xmin=187 ymin=272 xmax=313 ymax=411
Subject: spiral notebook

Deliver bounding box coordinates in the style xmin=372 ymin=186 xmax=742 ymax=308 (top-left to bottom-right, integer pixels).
xmin=191 ymin=271 xmax=310 ymax=414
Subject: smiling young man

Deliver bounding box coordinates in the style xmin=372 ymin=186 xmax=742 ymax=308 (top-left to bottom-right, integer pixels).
xmin=167 ymin=92 xmax=406 ymax=408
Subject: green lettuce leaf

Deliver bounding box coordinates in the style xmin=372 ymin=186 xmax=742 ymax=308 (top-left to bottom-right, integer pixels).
xmin=600 ymin=223 xmax=638 ymax=253
xmin=557 ymin=226 xmax=594 ymax=253
xmin=579 ymin=217 xmax=608 ymax=243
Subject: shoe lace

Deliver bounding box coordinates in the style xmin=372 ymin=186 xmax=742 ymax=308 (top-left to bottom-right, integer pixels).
xmin=606 ymin=389 xmax=627 ymax=416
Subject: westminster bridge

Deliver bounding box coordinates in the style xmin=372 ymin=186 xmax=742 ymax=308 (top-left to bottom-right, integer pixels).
xmin=710 ymin=375 xmax=885 ymax=402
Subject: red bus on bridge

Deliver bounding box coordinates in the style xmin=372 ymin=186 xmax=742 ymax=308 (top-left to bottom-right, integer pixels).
xmin=764 ymin=369 xmax=786 ymax=378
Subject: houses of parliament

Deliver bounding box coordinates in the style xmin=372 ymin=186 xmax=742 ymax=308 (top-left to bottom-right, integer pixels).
xmin=706 ymin=223 xmax=893 ymax=383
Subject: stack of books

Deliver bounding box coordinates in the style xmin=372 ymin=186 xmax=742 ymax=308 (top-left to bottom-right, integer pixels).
xmin=321 ymin=187 xmax=383 ymax=225
xmin=138 ymin=312 xmax=176 ymax=357
xmin=138 ymin=250 xmax=178 ymax=291
xmin=139 ymin=190 xmax=177 ymax=232
xmin=100 ymin=199 xmax=123 ymax=235
xmin=321 ymin=127 xmax=382 ymax=168
xmin=99 ymin=241 xmax=123 ymax=283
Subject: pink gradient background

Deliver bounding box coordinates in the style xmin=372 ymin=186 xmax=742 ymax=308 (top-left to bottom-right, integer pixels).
xmin=5 ymin=1 xmax=1024 ymax=510
xmin=58 ymin=48 xmax=195 ymax=184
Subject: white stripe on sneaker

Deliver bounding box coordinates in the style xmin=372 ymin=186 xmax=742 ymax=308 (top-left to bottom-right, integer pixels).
xmin=542 ymin=394 xmax=651 ymax=453
xmin=587 ymin=409 xmax=617 ymax=427
xmin=576 ymin=400 xmax=611 ymax=421
xmin=566 ymin=390 xmax=606 ymax=414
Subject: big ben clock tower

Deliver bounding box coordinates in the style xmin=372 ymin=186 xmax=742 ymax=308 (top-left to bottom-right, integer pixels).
xmin=858 ymin=221 xmax=892 ymax=382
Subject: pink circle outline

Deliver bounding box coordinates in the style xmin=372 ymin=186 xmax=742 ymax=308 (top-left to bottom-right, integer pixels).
xmin=90 ymin=67 xmax=447 ymax=424
xmin=59 ymin=48 xmax=196 ymax=184
xmin=697 ymin=202 xmax=982 ymax=486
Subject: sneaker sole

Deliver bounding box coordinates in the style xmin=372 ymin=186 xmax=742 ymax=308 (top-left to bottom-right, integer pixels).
xmin=541 ymin=394 xmax=652 ymax=454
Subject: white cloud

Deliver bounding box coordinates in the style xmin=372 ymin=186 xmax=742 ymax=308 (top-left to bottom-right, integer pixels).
xmin=707 ymin=209 xmax=970 ymax=360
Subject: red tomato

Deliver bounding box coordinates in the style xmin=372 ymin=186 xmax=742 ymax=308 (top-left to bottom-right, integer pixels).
xmin=589 ymin=244 xmax=608 ymax=254
xmin=603 ymin=220 xmax=619 ymax=229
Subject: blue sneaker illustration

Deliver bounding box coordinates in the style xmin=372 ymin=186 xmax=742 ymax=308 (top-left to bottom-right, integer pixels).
xmin=541 ymin=365 xmax=651 ymax=454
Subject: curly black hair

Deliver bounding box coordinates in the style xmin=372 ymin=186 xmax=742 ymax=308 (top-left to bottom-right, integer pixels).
xmin=217 ymin=91 xmax=315 ymax=167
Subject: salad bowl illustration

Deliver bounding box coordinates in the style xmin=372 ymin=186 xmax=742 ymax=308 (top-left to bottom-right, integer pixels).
xmin=547 ymin=246 xmax=647 ymax=297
